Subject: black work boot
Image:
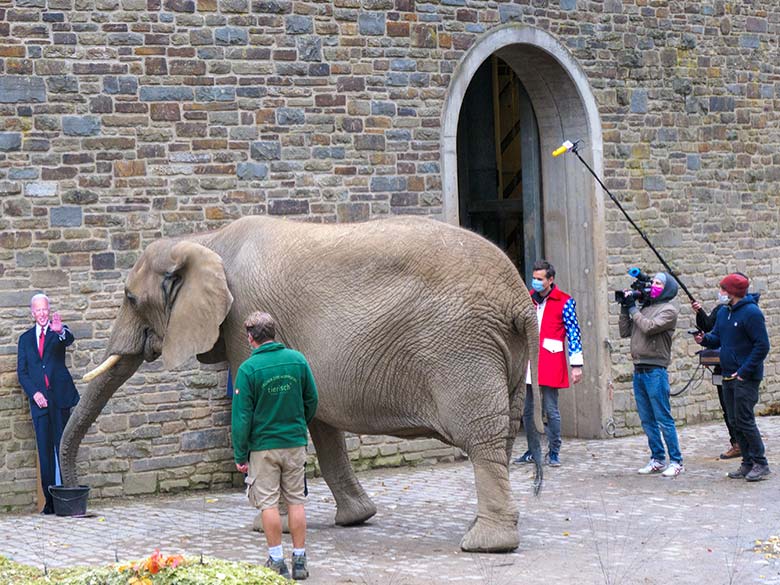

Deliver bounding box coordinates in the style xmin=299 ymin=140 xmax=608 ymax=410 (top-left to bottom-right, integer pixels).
xmin=727 ymin=462 xmax=753 ymax=479
xmin=745 ymin=463 xmax=771 ymax=482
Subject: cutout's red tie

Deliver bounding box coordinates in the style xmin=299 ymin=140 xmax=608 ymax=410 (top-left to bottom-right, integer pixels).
xmin=38 ymin=329 xmax=49 ymax=388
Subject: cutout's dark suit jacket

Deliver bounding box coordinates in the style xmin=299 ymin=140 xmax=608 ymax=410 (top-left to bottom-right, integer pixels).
xmin=17 ymin=325 xmax=80 ymax=509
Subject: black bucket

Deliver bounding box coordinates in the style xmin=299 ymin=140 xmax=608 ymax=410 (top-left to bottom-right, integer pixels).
xmin=48 ymin=485 xmax=90 ymax=517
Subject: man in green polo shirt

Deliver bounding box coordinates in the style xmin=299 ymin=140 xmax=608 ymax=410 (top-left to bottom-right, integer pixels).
xmin=232 ymin=311 xmax=318 ymax=580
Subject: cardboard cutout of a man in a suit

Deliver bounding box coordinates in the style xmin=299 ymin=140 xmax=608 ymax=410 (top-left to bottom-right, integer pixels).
xmin=17 ymin=293 xmax=80 ymax=514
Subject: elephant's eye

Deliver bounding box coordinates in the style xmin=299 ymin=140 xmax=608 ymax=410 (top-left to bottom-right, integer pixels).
xmin=125 ymin=288 xmax=138 ymax=307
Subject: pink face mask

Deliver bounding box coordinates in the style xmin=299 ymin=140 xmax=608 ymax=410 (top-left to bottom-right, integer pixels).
xmin=649 ymin=284 xmax=664 ymax=299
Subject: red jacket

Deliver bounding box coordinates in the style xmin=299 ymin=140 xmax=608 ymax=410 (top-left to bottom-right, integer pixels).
xmin=532 ymin=286 xmax=581 ymax=389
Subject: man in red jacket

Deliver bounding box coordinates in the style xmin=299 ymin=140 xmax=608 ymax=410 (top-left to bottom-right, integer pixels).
xmin=514 ymin=260 xmax=583 ymax=467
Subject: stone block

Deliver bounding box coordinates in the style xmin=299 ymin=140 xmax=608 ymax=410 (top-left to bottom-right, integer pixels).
xmin=169 ymin=59 xmax=206 ymax=75
xmin=337 ymin=77 xmax=365 ymax=92
xmin=195 ymin=87 xmax=236 ymax=102
xmin=630 ymin=89 xmax=648 ymax=114
xmin=150 ymin=103 xmax=181 ymax=121
xmin=358 ymin=13 xmax=385 ymax=35
xmin=214 ymin=27 xmax=248 ymax=45
xmin=51 ymin=206 xmax=83 ymax=227
xmin=220 ymin=0 xmax=248 ymax=11
xmin=250 ymin=140 xmax=281 ymax=160
xmin=42 ymin=167 xmax=78 ymax=180
xmin=371 ymin=176 xmax=406 ymax=192
xmin=276 ymin=108 xmax=304 ymax=125
xmin=312 ymin=147 xmax=345 ymax=159
xmin=189 ymin=29 xmax=213 ymax=45
xmin=8 ymin=168 xmax=38 ymax=180
xmin=62 ymin=189 xmax=99 ymax=205
xmin=371 ymin=101 xmax=396 ymax=116
xmin=337 ymin=202 xmax=369 ymax=223
xmin=140 ymin=86 xmax=194 ymax=101
xmin=254 ymin=0 xmax=289 ymax=13
xmin=111 ymin=232 xmax=140 ymax=250
xmin=237 ymin=162 xmax=268 ymax=180
xmin=114 ymin=160 xmax=146 ymax=177
xmin=341 ymin=117 xmax=363 ymax=132
xmin=411 ymin=23 xmax=436 ymax=48
xmin=297 ymin=36 xmax=322 ymax=61
xmin=286 ymin=15 xmax=313 ymax=34
xmin=90 ymin=95 xmax=113 ymax=114
xmin=644 ymin=176 xmax=666 ymax=192
xmin=25 ymin=182 xmax=57 ymax=197
xmin=0 ymin=133 xmax=22 ymax=152
xmin=163 ymin=0 xmax=195 ymax=11
xmin=91 ymin=252 xmax=115 ymax=270
xmin=181 ymin=428 xmax=228 ymax=451
xmin=124 ymin=472 xmax=158 ymax=495
xmin=709 ymin=96 xmax=735 ymax=112
xmin=739 ymin=35 xmax=759 ymax=49
xmin=0 ymin=76 xmax=46 ymax=103
xmin=268 ymin=199 xmax=309 ymax=215
xmin=103 ymin=76 xmax=138 ymax=95
xmin=355 ymin=134 xmax=385 ymax=151
xmin=0 ymin=232 xmax=32 ymax=249
xmin=62 ymin=116 xmax=101 ymax=136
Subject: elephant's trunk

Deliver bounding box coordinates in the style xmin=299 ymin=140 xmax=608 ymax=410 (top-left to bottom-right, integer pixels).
xmin=60 ymin=354 xmax=144 ymax=487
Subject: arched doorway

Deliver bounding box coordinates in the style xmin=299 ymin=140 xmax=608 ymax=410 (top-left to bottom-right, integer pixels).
xmin=441 ymin=25 xmax=611 ymax=439
xmin=457 ymin=55 xmax=543 ymax=282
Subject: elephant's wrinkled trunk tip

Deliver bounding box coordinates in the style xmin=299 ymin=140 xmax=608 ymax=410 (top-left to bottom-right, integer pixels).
xmin=83 ymin=354 xmax=121 ymax=382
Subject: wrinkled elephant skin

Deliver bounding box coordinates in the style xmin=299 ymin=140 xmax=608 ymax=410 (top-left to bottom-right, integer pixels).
xmin=60 ymin=216 xmax=541 ymax=553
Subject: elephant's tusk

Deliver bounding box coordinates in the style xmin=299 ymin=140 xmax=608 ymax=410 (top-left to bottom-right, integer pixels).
xmin=82 ymin=354 xmax=122 ymax=382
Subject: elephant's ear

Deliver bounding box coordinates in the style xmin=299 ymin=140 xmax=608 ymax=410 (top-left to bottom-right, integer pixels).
xmin=161 ymin=241 xmax=233 ymax=370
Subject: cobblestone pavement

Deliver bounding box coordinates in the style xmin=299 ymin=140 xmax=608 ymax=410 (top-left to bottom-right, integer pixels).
xmin=3 ymin=417 xmax=780 ymax=584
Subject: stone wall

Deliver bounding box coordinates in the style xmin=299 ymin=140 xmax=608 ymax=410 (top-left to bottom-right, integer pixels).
xmin=1 ymin=0 xmax=779 ymax=511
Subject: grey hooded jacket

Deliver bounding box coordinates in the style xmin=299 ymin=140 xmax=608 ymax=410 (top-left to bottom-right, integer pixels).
xmin=618 ymin=273 xmax=679 ymax=368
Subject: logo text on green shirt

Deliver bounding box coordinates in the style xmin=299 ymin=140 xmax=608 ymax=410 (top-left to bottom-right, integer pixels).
xmin=264 ymin=374 xmax=297 ymax=395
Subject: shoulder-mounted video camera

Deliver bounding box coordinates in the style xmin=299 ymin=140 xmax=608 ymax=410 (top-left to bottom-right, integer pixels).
xmin=614 ymin=267 xmax=652 ymax=304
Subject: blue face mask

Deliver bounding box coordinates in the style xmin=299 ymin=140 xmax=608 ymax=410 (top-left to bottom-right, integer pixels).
xmin=531 ymin=279 xmax=545 ymax=292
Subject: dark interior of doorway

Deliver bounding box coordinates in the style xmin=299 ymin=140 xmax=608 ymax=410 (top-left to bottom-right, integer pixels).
xmin=457 ymin=55 xmax=543 ymax=283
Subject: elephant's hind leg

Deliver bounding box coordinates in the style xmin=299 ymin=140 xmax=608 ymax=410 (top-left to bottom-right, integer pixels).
xmin=309 ymin=419 xmax=377 ymax=526
xmin=461 ymin=441 xmax=519 ymax=552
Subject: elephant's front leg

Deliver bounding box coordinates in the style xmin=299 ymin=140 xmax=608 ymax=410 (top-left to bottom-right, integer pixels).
xmin=460 ymin=441 xmax=519 ymax=553
xmin=309 ymin=419 xmax=377 ymax=526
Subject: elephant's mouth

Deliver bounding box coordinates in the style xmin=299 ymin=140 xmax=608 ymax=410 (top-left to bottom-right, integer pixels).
xmin=143 ymin=328 xmax=163 ymax=362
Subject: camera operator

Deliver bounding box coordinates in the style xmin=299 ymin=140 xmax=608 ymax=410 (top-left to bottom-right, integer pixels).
xmin=695 ymin=273 xmax=770 ymax=482
xmin=619 ymin=272 xmax=684 ymax=478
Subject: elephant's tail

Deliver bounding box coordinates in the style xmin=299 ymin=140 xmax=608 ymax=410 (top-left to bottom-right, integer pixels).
xmin=515 ymin=302 xmax=543 ymax=496
xmin=515 ymin=304 xmax=542 ymax=433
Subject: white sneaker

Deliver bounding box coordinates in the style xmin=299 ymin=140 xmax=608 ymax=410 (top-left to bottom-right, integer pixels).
xmin=638 ymin=459 xmax=666 ymax=475
xmin=661 ymin=462 xmax=684 ymax=478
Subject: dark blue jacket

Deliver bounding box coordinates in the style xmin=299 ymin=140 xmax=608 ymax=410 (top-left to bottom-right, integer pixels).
xmin=17 ymin=325 xmax=80 ymax=419
xmin=701 ymin=295 xmax=770 ymax=380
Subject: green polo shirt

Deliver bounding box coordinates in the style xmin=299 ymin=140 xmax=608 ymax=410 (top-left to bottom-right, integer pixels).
xmin=231 ymin=341 xmax=318 ymax=464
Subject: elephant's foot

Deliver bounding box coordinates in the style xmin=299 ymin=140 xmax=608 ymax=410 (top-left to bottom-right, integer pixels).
xmin=251 ymin=510 xmax=290 ymax=534
xmin=460 ymin=515 xmax=519 ymax=553
xmin=334 ymin=495 xmax=377 ymax=526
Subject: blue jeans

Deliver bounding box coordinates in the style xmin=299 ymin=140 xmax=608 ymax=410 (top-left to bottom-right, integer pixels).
xmin=633 ymin=367 xmax=682 ymax=464
xmin=523 ymin=385 xmax=561 ymax=455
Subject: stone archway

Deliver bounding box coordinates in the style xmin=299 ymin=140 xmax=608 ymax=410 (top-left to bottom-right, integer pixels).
xmin=441 ymin=24 xmax=610 ymax=439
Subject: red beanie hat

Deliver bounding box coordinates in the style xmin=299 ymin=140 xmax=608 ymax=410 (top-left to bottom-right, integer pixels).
xmin=719 ymin=273 xmax=749 ymax=297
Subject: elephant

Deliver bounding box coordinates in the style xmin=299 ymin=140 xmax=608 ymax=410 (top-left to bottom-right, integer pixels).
xmin=60 ymin=215 xmax=542 ymax=553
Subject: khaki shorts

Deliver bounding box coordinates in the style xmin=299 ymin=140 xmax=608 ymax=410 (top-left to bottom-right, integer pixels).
xmin=246 ymin=446 xmax=307 ymax=510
